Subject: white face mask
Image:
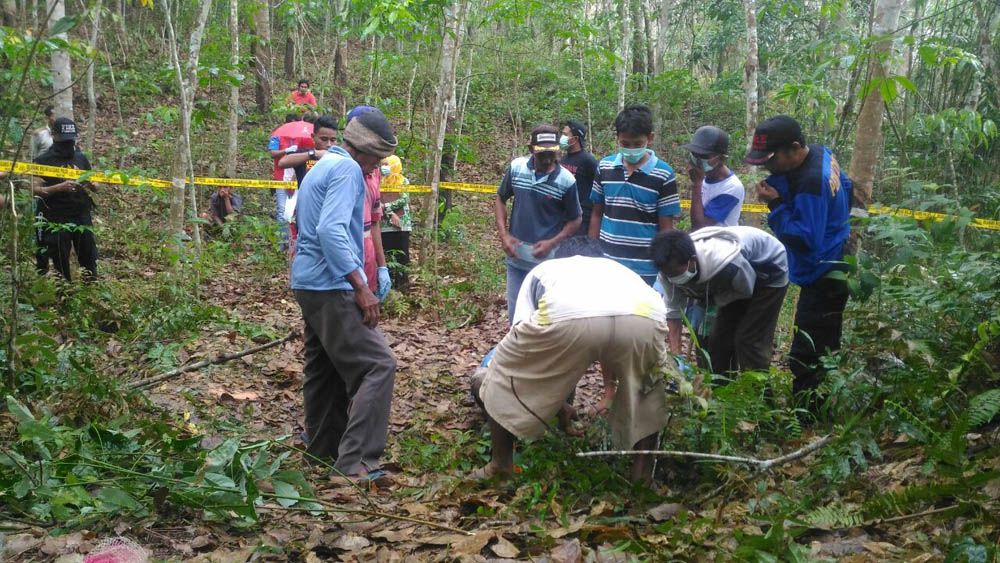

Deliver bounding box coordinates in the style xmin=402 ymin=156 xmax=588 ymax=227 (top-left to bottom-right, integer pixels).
xmin=559 ymin=135 xmax=571 ymax=150
xmin=380 ymin=165 xmax=391 ymax=176
xmin=667 ymin=263 xmax=697 ymax=285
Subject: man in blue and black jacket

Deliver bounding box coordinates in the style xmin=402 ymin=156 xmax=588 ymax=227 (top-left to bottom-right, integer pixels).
xmin=745 ymin=115 xmax=853 ymax=400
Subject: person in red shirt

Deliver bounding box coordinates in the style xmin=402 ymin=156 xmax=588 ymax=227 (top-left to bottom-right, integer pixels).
xmin=287 ymin=79 xmax=317 ymax=108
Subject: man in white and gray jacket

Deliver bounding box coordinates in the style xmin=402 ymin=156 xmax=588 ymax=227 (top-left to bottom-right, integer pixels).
xmin=651 ymin=226 xmax=788 ymax=375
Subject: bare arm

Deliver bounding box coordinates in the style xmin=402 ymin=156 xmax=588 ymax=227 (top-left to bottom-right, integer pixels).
xmin=494 ymin=196 xmax=517 ymax=256
xmin=588 ymin=202 xmax=604 ymax=239
xmin=658 ymin=214 xmax=674 ymax=233
xmin=32 ymin=175 xmax=76 ymax=198
xmin=688 ymin=167 xmax=716 ymax=230
xmin=667 ymin=318 xmax=683 ymax=355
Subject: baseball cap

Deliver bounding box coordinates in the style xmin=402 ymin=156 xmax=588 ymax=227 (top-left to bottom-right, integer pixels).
xmin=52 ymin=117 xmax=78 ymax=142
xmin=346 ymin=105 xmax=377 ymax=123
xmin=745 ymin=115 xmax=804 ymax=165
xmin=681 ymin=126 xmax=729 ymax=157
xmin=566 ymin=120 xmax=587 ymax=141
xmin=530 ymin=124 xmax=560 ymax=152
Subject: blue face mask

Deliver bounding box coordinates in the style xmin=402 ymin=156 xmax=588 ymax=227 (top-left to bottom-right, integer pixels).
xmin=380 ymin=165 xmax=391 ymax=176
xmin=619 ymin=146 xmax=647 ymax=164
xmin=689 ymin=153 xmax=715 ymax=173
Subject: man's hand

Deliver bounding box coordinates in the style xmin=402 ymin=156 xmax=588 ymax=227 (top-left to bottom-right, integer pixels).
xmin=687 ymin=164 xmax=705 ymax=186
xmin=756 ymin=180 xmax=779 ymax=203
xmin=501 ymin=233 xmax=519 ymax=257
xmin=355 ymin=285 xmax=381 ymax=328
xmin=219 ymin=186 xmax=231 ymax=198
xmin=389 ymin=212 xmax=401 ymax=229
xmin=532 ymin=238 xmax=556 ymax=259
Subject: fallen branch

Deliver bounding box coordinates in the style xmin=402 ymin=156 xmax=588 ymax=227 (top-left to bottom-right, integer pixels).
xmin=576 ymin=435 xmax=833 ymax=472
xmin=128 ymin=330 xmax=299 ymax=390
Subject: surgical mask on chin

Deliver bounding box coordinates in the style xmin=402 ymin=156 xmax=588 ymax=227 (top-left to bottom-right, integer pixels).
xmin=688 ymin=153 xmax=715 ymax=173
xmin=667 ymin=265 xmax=697 ymax=285
xmin=559 ymin=135 xmax=570 ymax=150
xmin=619 ymin=146 xmax=647 ymax=164
xmin=380 ymin=165 xmax=391 ymax=176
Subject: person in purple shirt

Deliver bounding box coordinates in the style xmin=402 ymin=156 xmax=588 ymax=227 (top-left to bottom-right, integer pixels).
xmin=290 ymin=107 xmax=398 ymax=482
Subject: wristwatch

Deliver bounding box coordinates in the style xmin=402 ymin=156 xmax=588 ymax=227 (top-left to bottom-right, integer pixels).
xmin=307 ymin=149 xmax=317 ymax=159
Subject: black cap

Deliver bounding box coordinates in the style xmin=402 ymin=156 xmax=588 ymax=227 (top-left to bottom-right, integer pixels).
xmin=530 ymin=124 xmax=560 ymax=152
xmin=52 ymin=117 xmax=78 ymax=142
xmin=745 ymin=115 xmax=803 ymax=164
xmin=566 ymin=120 xmax=587 ymax=141
xmin=681 ymin=126 xmax=729 ymax=157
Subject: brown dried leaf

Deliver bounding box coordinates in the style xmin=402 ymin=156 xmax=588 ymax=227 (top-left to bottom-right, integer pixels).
xmin=450 ymin=531 xmax=492 ymax=556
xmin=550 ymin=539 xmax=583 ymax=563
xmin=490 ymin=534 xmax=519 ymax=558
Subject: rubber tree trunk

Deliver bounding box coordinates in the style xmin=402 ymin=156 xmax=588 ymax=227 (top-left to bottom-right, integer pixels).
xmin=967 ymin=2 xmax=1000 ymax=111
xmin=84 ymin=0 xmax=102 ymax=154
xmin=226 ymin=0 xmax=239 ymax=177
xmin=251 ymin=0 xmax=272 ymax=114
xmin=165 ymin=0 xmax=213 ymax=241
xmin=616 ymin=0 xmax=630 ymax=111
xmin=425 ymin=0 xmax=468 ymax=231
xmin=743 ymin=0 xmax=758 ymax=153
xmin=848 ymin=0 xmax=904 ymax=209
xmin=1 ymin=0 xmax=16 ymax=27
xmin=47 ymin=0 xmax=74 ymax=120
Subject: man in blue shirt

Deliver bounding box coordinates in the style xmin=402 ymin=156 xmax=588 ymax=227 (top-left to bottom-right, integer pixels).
xmin=746 ymin=115 xmax=853 ymax=401
xmin=290 ymin=108 xmax=398 ymax=480
xmin=589 ymin=104 xmax=681 ymax=285
xmin=495 ymin=124 xmax=582 ymax=322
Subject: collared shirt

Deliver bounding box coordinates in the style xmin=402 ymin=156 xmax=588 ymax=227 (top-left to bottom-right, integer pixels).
xmin=497 ymin=155 xmax=581 ymax=271
xmin=591 ymin=150 xmax=681 ymax=284
xmin=290 ymin=145 xmax=366 ymax=291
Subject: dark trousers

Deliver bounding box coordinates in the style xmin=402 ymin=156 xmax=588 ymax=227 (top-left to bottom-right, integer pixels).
xmin=789 ymin=277 xmax=849 ymax=395
xmin=36 ymin=216 xmax=98 ymax=281
xmin=294 ymin=290 xmax=396 ymax=475
xmin=381 ymin=230 xmax=411 ymax=288
xmin=707 ymin=284 xmax=788 ymax=374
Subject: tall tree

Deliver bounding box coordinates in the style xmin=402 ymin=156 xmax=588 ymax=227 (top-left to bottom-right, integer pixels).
xmin=226 ymin=0 xmax=239 ymax=177
xmin=616 ymin=0 xmax=630 ymax=111
xmin=250 ymin=0 xmax=272 ymax=114
xmin=744 ymin=0 xmax=758 ymax=152
xmin=47 ymin=0 xmax=74 ymax=120
xmin=83 ymin=0 xmax=102 ymax=154
xmin=848 ymin=0 xmax=904 ymax=209
xmin=1 ymin=0 xmax=16 ymax=27
xmin=165 ymin=0 xmax=213 ymax=241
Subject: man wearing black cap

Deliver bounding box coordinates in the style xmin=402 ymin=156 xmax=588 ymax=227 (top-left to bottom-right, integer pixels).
xmin=495 ymin=124 xmax=582 ymax=322
xmin=745 ymin=115 xmax=853 ymax=401
xmin=681 ymin=126 xmax=744 ymax=229
xmin=290 ymin=107 xmax=398 ymax=481
xmin=32 ymin=117 xmax=98 ymax=281
xmin=559 ymin=121 xmax=598 ymax=236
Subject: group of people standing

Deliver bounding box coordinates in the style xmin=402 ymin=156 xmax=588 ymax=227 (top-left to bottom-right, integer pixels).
xmin=480 ymin=105 xmax=854 ymax=481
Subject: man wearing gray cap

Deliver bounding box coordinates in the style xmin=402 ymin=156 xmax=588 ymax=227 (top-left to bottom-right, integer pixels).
xmin=290 ymin=108 xmax=398 ymax=481
xmin=681 ymin=125 xmax=745 ymax=230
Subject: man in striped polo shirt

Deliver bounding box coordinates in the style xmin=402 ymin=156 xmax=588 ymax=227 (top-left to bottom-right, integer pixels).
xmin=495 ymin=124 xmax=582 ymax=322
xmin=588 ymin=104 xmax=681 ymax=285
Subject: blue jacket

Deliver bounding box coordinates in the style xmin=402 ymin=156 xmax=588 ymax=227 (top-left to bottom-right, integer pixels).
xmin=765 ymin=145 xmax=852 ymax=286
xmin=290 ymin=146 xmax=366 ymax=291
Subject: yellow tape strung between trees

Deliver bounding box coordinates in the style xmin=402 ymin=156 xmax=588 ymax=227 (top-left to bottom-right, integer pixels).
xmin=3 ymin=159 xmax=999 ymax=231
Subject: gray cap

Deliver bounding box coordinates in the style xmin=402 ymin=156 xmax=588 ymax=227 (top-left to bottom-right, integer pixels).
xmin=681 ymin=126 xmax=729 ymax=157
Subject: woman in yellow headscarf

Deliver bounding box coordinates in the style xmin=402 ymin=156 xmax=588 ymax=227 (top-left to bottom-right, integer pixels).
xmin=379 ymin=155 xmax=412 ymax=288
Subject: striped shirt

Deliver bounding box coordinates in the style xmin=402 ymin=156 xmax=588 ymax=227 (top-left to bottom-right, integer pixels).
xmin=590 ymin=150 xmax=680 ymax=284
xmin=498 ymin=156 xmax=581 ymax=271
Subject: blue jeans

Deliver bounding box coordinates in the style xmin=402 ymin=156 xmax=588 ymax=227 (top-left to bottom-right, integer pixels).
xmin=506 ymin=264 xmax=531 ymax=324
xmin=275 ymin=189 xmax=289 ymax=245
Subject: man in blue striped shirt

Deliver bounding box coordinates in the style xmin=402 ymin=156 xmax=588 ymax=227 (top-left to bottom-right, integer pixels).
xmin=495 ymin=124 xmax=582 ymax=322
xmin=588 ymin=104 xmax=681 ymax=285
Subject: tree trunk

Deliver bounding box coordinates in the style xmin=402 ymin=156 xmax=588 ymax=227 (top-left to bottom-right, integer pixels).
xmin=642 ymin=0 xmax=654 ymax=78
xmin=1 ymin=0 xmax=16 ymax=27
xmin=653 ymin=0 xmax=671 ymax=75
xmin=165 ymin=0 xmax=213 ymax=241
xmin=848 ymin=0 xmax=904 ymax=209
xmin=743 ymin=0 xmax=758 ymax=153
xmin=251 ymin=0 xmax=272 ymax=114
xmin=84 ymin=0 xmax=102 ymax=154
xmin=616 ymin=0 xmax=630 ymax=111
xmin=629 ymin=0 xmax=643 ymax=75
xmin=47 ymin=0 xmax=74 ymax=120
xmin=967 ymin=2 xmax=1000 ymax=110
xmin=226 ymin=0 xmax=239 ymax=177
xmin=425 ymin=0 xmax=467 ymax=231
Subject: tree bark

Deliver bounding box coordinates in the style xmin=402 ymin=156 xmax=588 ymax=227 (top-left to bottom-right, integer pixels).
xmin=226 ymin=0 xmax=239 ymax=178
xmin=83 ymin=0 xmax=102 ymax=154
xmin=1 ymin=0 xmax=16 ymax=27
xmin=284 ymin=35 xmax=295 ymax=80
xmin=967 ymin=2 xmax=1000 ymax=111
xmin=848 ymin=0 xmax=904 ymax=209
xmin=47 ymin=0 xmax=74 ymax=120
xmin=250 ymin=0 xmax=272 ymax=114
xmin=425 ymin=0 xmax=467 ymax=231
xmin=616 ymin=0 xmax=630 ymax=111
xmin=165 ymin=0 xmax=213 ymax=241
xmin=743 ymin=0 xmax=758 ymax=153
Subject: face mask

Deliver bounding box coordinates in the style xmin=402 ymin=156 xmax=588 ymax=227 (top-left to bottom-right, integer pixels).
xmin=559 ymin=135 xmax=570 ymax=150
xmin=380 ymin=165 xmax=391 ymax=176
xmin=667 ymin=263 xmax=697 ymax=285
xmin=619 ymin=146 xmax=647 ymax=164
xmin=689 ymin=153 xmax=715 ymax=173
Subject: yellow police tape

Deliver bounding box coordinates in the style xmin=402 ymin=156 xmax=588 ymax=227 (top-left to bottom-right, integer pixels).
xmin=4 ymin=159 xmax=999 ymax=231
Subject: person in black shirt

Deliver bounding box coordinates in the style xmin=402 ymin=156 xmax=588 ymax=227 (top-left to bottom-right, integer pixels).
xmin=32 ymin=118 xmax=98 ymax=281
xmin=559 ymin=120 xmax=599 ymax=236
